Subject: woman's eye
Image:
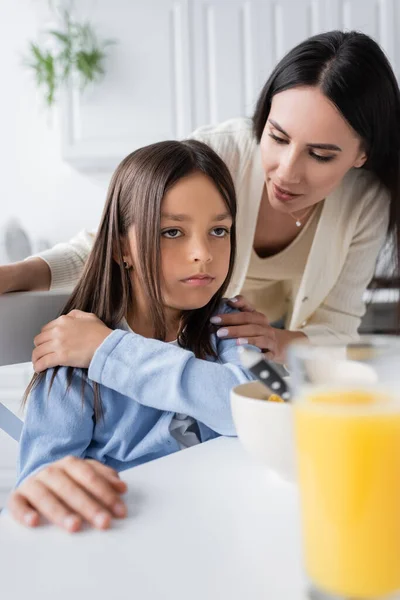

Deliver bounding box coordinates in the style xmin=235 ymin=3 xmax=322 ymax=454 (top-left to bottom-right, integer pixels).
xmin=162 ymin=229 xmax=182 ymax=239
xmin=211 ymin=227 xmax=229 ymax=237
xmin=268 ymin=133 xmax=335 ymax=163
xmin=310 ymin=152 xmax=335 ymax=163
xmin=268 ymin=133 xmax=288 ymax=145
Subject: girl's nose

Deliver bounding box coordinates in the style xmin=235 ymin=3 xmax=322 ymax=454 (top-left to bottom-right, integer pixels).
xmin=190 ymin=237 xmax=213 ymax=263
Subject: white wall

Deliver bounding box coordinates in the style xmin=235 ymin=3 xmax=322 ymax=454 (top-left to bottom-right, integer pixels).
xmin=1 ymin=0 xmax=400 ymax=256
xmin=0 ymin=0 xmax=109 ymax=253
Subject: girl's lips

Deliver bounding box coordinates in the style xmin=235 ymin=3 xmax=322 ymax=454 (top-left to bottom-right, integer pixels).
xmin=181 ymin=276 xmax=215 ymax=287
xmin=272 ymin=183 xmax=303 ymax=202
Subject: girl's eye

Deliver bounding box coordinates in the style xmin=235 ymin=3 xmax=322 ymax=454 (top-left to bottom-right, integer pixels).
xmin=268 ymin=133 xmax=288 ymax=145
xmin=162 ymin=229 xmax=182 ymax=239
xmin=310 ymin=152 xmax=335 ymax=163
xmin=211 ymin=227 xmax=230 ymax=238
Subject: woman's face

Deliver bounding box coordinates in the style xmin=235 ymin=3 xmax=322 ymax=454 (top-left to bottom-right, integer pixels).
xmin=260 ymin=85 xmax=367 ymax=214
xmin=128 ymin=171 xmax=233 ymax=314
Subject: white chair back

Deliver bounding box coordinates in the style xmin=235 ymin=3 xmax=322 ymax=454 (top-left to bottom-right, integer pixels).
xmin=0 ymin=291 xmax=70 ymax=440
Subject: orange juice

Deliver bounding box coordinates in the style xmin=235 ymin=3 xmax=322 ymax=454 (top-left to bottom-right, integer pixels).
xmin=295 ymin=388 xmax=400 ymax=598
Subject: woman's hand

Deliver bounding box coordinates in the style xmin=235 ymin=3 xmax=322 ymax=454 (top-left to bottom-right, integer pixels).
xmin=212 ymin=295 xmax=307 ymax=363
xmin=32 ymin=310 xmax=112 ymax=372
xmin=7 ymin=457 xmax=128 ymax=533
xmin=0 ymin=264 xmax=13 ymax=294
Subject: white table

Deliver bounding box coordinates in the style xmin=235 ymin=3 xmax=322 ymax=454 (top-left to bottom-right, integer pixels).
xmin=0 ymin=437 xmax=306 ymax=600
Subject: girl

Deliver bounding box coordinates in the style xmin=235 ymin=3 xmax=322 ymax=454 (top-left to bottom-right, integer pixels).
xmin=1 ymin=30 xmax=399 ymax=363
xmin=7 ymin=140 xmax=257 ymax=533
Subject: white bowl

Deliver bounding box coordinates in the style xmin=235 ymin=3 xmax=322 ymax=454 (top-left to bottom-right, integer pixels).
xmin=231 ymin=381 xmax=295 ymax=483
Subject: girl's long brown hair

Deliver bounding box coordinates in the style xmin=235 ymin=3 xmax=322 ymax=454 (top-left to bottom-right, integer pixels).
xmin=23 ymin=140 xmax=237 ymax=418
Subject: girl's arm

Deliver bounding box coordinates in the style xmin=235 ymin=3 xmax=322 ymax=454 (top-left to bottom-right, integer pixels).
xmin=10 ymin=368 xmax=127 ymax=532
xmin=17 ymin=368 xmax=95 ymax=486
xmin=30 ymin=307 xmax=258 ymax=435
xmin=88 ymin=330 xmax=257 ymax=437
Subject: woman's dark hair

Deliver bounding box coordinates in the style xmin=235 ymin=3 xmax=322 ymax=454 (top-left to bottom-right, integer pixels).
xmin=253 ymin=30 xmax=400 ymax=282
xmin=23 ymin=140 xmax=237 ymax=417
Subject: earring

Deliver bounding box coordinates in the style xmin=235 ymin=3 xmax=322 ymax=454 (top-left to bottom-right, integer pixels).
xmin=123 ymin=260 xmax=131 ymax=270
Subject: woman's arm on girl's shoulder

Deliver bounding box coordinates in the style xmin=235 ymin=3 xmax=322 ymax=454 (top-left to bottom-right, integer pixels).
xmin=33 ymin=229 xmax=96 ymax=291
xmin=87 ymin=316 xmax=257 ymax=437
xmin=17 ymin=368 xmax=95 ymax=487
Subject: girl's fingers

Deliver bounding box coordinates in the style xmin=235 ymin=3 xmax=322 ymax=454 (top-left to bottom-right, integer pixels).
xmin=59 ymin=457 xmax=127 ymax=519
xmin=36 ymin=465 xmax=113 ymax=529
xmin=33 ymin=330 xmax=54 ymax=347
xmin=68 ymin=309 xmax=96 ymax=320
xmin=68 ymin=309 xmax=87 ymax=318
xmin=33 ymin=352 xmax=59 ymax=373
xmin=8 ymin=458 xmax=127 ymax=533
xmin=86 ymin=459 xmax=121 ymax=479
xmin=32 ymin=341 xmax=55 ymax=363
xmin=40 ymin=318 xmax=61 ymax=333
xmin=14 ymin=479 xmax=82 ymax=532
xmin=7 ymin=492 xmax=41 ymax=528
xmin=88 ymin=460 xmax=128 ymax=492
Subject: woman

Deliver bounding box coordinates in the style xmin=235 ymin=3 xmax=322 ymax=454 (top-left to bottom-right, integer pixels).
xmin=1 ymin=30 xmax=399 ymax=365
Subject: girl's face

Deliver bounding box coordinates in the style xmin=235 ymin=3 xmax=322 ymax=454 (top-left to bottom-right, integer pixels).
xmin=260 ymin=86 xmax=367 ymax=214
xmin=128 ymin=171 xmax=233 ymax=313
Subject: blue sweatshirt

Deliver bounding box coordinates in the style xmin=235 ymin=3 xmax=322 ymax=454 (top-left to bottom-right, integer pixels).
xmin=16 ymin=305 xmax=257 ymax=486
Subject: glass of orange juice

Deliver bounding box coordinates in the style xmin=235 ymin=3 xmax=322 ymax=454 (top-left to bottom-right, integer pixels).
xmin=288 ymin=336 xmax=400 ymax=600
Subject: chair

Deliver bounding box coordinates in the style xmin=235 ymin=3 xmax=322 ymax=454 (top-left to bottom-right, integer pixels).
xmin=0 ymin=290 xmax=70 ymax=440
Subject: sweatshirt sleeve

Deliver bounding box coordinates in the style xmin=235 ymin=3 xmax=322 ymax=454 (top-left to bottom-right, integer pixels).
xmin=31 ymin=229 xmax=96 ymax=290
xmin=16 ymin=369 xmax=95 ymax=487
xmin=88 ymin=331 xmax=257 ymax=436
xmin=297 ymin=181 xmax=390 ymax=345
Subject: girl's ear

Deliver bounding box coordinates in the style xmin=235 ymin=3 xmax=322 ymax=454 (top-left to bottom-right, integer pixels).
xmin=123 ymin=260 xmax=133 ymax=271
xmin=113 ymin=236 xmax=132 ymax=267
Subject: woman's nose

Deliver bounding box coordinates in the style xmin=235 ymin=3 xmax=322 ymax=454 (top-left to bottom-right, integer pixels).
xmin=276 ymin=149 xmax=302 ymax=185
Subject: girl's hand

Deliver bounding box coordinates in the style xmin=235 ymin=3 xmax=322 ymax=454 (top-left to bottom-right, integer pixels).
xmin=213 ymin=295 xmax=307 ymax=363
xmin=32 ymin=310 xmax=112 ymax=372
xmin=7 ymin=457 xmax=128 ymax=533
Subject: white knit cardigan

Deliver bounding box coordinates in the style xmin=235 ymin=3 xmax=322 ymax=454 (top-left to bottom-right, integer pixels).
xmin=38 ymin=118 xmax=390 ymax=344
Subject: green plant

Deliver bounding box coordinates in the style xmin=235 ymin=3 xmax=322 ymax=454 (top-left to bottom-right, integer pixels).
xmin=26 ymin=9 xmax=115 ymax=107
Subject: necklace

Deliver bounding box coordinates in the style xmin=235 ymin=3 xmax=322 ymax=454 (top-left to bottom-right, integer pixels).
xmin=289 ymin=205 xmax=315 ymax=227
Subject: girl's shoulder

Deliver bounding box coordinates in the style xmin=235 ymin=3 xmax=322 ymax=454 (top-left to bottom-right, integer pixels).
xmin=214 ymin=300 xmax=239 ymax=317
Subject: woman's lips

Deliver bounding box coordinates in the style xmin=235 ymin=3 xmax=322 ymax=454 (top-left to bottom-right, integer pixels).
xmin=272 ymin=183 xmax=303 ymax=202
